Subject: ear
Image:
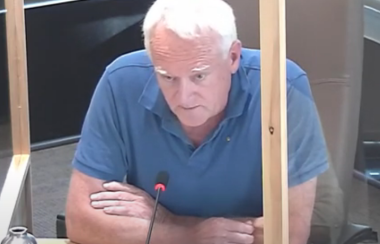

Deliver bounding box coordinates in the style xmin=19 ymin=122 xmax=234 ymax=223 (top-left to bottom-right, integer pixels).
xmin=229 ymin=40 xmax=242 ymax=73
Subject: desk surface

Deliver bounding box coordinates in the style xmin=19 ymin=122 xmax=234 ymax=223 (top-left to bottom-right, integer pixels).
xmin=38 ymin=239 xmax=70 ymax=244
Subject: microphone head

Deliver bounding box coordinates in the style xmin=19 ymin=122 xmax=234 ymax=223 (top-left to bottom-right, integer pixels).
xmin=154 ymin=171 xmax=169 ymax=191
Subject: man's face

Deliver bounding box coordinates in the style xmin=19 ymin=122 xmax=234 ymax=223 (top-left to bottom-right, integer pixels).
xmin=149 ymin=25 xmax=241 ymax=127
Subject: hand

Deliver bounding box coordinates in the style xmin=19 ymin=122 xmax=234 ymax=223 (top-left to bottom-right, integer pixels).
xmin=234 ymin=217 xmax=263 ymax=244
xmin=90 ymin=181 xmax=172 ymax=223
xmin=252 ymin=218 xmax=263 ymax=244
xmin=192 ymin=217 xmax=254 ymax=244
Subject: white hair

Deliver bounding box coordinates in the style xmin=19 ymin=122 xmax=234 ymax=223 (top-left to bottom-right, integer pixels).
xmin=142 ymin=0 xmax=238 ymax=58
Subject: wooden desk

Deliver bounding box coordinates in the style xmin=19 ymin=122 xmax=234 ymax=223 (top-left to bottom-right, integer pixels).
xmin=37 ymin=239 xmax=70 ymax=244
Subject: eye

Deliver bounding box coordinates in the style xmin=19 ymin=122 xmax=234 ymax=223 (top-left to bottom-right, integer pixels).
xmin=194 ymin=73 xmax=206 ymax=81
xmin=162 ymin=75 xmax=175 ymax=82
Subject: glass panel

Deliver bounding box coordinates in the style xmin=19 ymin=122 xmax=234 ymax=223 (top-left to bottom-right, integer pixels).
xmin=0 ymin=0 xmax=12 ymax=194
xmin=284 ymin=0 xmax=379 ymax=243
xmin=25 ymin=0 xmax=380 ymax=242
xmin=25 ymin=0 xmax=149 ymax=145
xmin=354 ymin=0 xmax=380 ymax=235
xmin=28 ymin=0 xmax=151 ymax=237
xmin=230 ymin=0 xmax=379 ymax=243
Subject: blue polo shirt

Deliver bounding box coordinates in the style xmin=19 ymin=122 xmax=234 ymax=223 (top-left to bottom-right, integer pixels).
xmin=72 ymin=48 xmax=329 ymax=218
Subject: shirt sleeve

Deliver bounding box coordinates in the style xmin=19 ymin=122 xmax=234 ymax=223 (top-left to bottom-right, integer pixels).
xmin=72 ymin=70 xmax=128 ymax=182
xmin=287 ymin=74 xmax=329 ymax=187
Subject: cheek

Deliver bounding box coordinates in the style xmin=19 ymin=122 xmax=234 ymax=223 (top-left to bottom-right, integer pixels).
xmin=158 ymin=83 xmax=179 ymax=104
xmin=208 ymin=80 xmax=230 ymax=106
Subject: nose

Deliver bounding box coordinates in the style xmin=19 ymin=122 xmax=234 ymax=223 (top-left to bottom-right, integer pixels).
xmin=178 ymin=81 xmax=196 ymax=107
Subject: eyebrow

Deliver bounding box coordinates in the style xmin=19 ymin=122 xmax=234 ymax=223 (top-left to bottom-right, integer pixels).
xmin=154 ymin=65 xmax=210 ymax=75
xmin=155 ymin=67 xmax=168 ymax=75
xmin=191 ymin=65 xmax=210 ymax=73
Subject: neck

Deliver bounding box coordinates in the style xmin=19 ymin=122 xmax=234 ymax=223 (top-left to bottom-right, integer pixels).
xmin=181 ymin=111 xmax=224 ymax=147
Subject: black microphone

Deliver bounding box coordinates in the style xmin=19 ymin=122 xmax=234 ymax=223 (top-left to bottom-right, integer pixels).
xmin=145 ymin=171 xmax=170 ymax=244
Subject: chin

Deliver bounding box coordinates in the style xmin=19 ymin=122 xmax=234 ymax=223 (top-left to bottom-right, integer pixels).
xmin=177 ymin=116 xmax=209 ymax=127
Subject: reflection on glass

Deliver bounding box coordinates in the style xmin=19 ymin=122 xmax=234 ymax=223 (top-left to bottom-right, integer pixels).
xmin=2 ymin=0 xmax=377 ymax=242
xmin=352 ymin=0 xmax=380 ymax=238
xmin=0 ymin=0 xmax=12 ymax=193
xmin=269 ymin=0 xmax=379 ymax=242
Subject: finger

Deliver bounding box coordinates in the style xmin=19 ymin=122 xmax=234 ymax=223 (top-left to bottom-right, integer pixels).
xmin=227 ymin=232 xmax=254 ymax=244
xmin=103 ymin=181 xmax=140 ymax=194
xmin=91 ymin=200 xmax=121 ymax=209
xmin=223 ymin=219 xmax=254 ymax=234
xmin=90 ymin=191 xmax=136 ymax=201
xmin=103 ymin=206 xmax=128 ymax=216
xmin=253 ymin=233 xmax=263 ymax=244
xmin=253 ymin=217 xmax=264 ymax=228
xmin=233 ymin=217 xmax=255 ymax=224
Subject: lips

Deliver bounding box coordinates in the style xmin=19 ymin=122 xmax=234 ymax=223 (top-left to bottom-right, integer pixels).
xmin=182 ymin=105 xmax=199 ymax=110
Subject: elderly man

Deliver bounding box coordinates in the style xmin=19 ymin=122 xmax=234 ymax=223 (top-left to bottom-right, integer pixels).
xmin=65 ymin=0 xmax=329 ymax=243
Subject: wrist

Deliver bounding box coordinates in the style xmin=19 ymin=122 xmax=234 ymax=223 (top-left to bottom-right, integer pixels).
xmin=171 ymin=215 xmax=205 ymax=227
xmin=162 ymin=215 xmax=199 ymax=244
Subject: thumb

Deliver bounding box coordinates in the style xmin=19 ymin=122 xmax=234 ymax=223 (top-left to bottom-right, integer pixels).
xmin=253 ymin=217 xmax=264 ymax=228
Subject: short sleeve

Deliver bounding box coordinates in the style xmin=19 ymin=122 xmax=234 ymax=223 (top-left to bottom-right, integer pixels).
xmin=287 ymin=74 xmax=329 ymax=187
xmin=72 ymin=71 xmax=127 ymax=182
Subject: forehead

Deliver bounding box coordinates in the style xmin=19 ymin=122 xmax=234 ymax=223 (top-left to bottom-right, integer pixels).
xmin=149 ymin=25 xmax=222 ymax=73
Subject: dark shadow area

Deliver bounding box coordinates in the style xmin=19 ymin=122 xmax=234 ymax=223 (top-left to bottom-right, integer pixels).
xmin=355 ymin=38 xmax=380 ymax=187
xmin=361 ymin=38 xmax=380 ymax=142
xmin=0 ymin=0 xmax=152 ymax=147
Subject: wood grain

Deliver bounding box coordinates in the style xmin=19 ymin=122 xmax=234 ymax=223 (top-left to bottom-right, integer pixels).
xmin=259 ymin=0 xmax=289 ymax=243
xmin=37 ymin=239 xmax=71 ymax=244
xmin=0 ymin=0 xmax=33 ymax=239
xmin=5 ymin=0 xmax=30 ymax=155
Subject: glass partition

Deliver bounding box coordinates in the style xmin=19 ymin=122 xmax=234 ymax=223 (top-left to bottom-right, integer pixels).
xmin=353 ymin=0 xmax=380 ymax=236
xmin=0 ymin=0 xmax=12 ymax=195
xmin=0 ymin=0 xmax=32 ymax=239
xmin=228 ymin=0 xmax=379 ymax=243
xmin=0 ymin=0 xmax=378 ymax=244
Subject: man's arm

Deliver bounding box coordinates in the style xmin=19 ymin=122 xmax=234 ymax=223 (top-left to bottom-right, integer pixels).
xmin=66 ymin=170 xmax=254 ymax=244
xmin=288 ymin=178 xmax=317 ymax=244
xmin=64 ymin=69 xmax=186 ymax=244
xmin=66 ymin=169 xmax=191 ymax=244
xmin=286 ymin=71 xmax=330 ymax=244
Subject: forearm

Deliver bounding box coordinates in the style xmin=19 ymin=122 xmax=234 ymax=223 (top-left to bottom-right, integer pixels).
xmin=289 ymin=215 xmax=311 ymax=244
xmin=173 ymin=215 xmax=205 ymax=226
xmin=173 ymin=215 xmax=254 ymax=227
xmin=66 ymin=207 xmax=192 ymax=244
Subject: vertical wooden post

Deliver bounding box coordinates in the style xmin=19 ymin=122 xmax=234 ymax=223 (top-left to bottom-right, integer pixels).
xmin=0 ymin=0 xmax=33 ymax=239
xmin=5 ymin=0 xmax=30 ymax=156
xmin=259 ymin=0 xmax=289 ymax=243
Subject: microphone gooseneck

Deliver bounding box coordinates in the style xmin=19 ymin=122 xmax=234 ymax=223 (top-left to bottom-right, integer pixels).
xmin=145 ymin=171 xmax=170 ymax=244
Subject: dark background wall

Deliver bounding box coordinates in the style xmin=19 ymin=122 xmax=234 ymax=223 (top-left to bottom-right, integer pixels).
xmin=362 ymin=38 xmax=380 ymax=142
xmin=0 ymin=0 xmax=153 ymax=147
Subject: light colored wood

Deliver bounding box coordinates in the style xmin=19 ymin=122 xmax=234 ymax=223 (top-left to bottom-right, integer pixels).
xmin=5 ymin=0 xmax=31 ymax=155
xmin=37 ymin=239 xmax=71 ymax=244
xmin=259 ymin=0 xmax=289 ymax=243
xmin=0 ymin=0 xmax=33 ymax=240
xmin=0 ymin=155 xmax=31 ymax=239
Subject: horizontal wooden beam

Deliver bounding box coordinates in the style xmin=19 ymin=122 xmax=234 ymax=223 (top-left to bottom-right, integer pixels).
xmin=37 ymin=239 xmax=70 ymax=244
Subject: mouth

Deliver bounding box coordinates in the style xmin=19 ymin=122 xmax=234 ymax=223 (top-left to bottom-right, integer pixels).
xmin=182 ymin=106 xmax=199 ymax=110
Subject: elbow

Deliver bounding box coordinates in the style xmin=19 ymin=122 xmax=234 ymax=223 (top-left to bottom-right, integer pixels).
xmin=66 ymin=213 xmax=79 ymax=243
xmin=65 ymin=206 xmax=86 ymax=244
